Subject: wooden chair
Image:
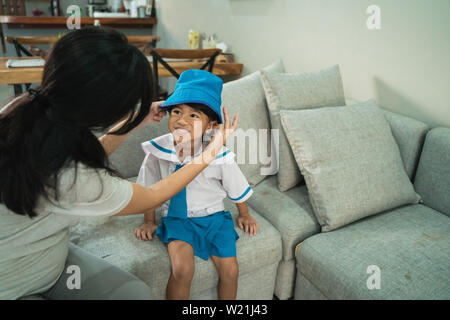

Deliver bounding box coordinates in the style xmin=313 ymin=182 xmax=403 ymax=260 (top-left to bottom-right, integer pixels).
xmin=127 ymin=35 xmax=160 ymax=55
xmin=5 ymin=33 xmax=161 ymax=95
xmin=5 ymin=36 xmax=55 ymax=58
xmin=150 ymin=48 xmax=222 ymax=100
xmin=5 ymin=36 xmax=54 ymax=94
xmin=5 ymin=35 xmax=161 ymax=58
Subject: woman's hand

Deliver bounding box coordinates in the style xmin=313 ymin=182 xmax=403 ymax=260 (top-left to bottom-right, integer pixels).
xmin=136 ymin=100 xmax=166 ymax=129
xmin=149 ymin=101 xmax=167 ymax=123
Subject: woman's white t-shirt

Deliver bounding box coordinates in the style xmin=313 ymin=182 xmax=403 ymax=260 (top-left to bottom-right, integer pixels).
xmin=0 ymin=164 xmax=133 ymax=299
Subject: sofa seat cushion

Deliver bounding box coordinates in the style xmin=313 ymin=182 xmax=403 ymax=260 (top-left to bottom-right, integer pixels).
xmin=69 ymin=199 xmax=282 ymax=299
xmin=414 ymin=127 xmax=450 ymax=217
xmin=296 ymin=204 xmax=450 ymax=299
xmin=247 ymin=176 xmax=320 ymax=261
xmin=296 ymin=205 xmax=450 ymax=299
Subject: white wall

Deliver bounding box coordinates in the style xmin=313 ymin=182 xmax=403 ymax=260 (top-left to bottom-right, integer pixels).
xmin=155 ymin=0 xmax=450 ymax=127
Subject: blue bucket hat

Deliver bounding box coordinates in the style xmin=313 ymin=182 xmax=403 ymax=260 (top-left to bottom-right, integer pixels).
xmin=161 ymin=69 xmax=223 ymax=123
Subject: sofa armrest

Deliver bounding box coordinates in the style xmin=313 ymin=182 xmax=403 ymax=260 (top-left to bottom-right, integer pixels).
xmin=247 ymin=176 xmax=320 ymax=260
xmin=383 ymin=110 xmax=429 ymax=181
xmin=414 ymin=127 xmax=450 ymax=216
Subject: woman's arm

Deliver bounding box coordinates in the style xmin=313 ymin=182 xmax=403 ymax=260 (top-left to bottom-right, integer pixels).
xmin=115 ymin=107 xmax=239 ymax=216
xmin=116 ymin=162 xmax=210 ymax=216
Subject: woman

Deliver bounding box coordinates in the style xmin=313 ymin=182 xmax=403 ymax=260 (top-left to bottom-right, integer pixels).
xmin=0 ymin=27 xmax=238 ymax=300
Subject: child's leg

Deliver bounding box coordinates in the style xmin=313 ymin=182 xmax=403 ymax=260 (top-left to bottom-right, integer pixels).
xmin=210 ymin=256 xmax=239 ymax=300
xmin=166 ymin=240 xmax=195 ymax=300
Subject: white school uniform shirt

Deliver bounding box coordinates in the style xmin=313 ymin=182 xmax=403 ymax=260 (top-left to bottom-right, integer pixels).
xmin=136 ymin=133 xmax=253 ymax=218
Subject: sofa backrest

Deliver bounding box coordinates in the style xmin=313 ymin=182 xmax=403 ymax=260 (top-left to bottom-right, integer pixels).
xmin=109 ymin=117 xmax=170 ymax=179
xmin=414 ymin=127 xmax=450 ymax=217
xmin=383 ymin=110 xmax=429 ymax=181
xmin=109 ymin=107 xmax=431 ymax=183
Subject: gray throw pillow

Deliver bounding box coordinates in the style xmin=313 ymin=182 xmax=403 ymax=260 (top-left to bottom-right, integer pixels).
xmin=223 ymin=59 xmax=285 ymax=186
xmin=280 ymin=100 xmax=421 ymax=232
xmin=260 ymin=65 xmax=345 ymax=192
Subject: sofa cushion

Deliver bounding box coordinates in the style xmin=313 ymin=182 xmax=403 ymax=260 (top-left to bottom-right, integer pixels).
xmin=260 ymin=65 xmax=345 ymax=192
xmin=223 ymin=59 xmax=285 ymax=186
xmin=296 ymin=204 xmax=450 ymax=299
xmin=69 ymin=198 xmax=282 ymax=299
xmin=414 ymin=127 xmax=450 ymax=217
xmin=280 ymin=101 xmax=420 ymax=232
xmin=247 ymin=176 xmax=320 ymax=261
xmin=383 ymin=110 xmax=429 ymax=180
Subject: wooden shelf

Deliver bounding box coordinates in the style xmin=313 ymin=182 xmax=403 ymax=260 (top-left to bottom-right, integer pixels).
xmin=0 ymin=16 xmax=157 ymax=28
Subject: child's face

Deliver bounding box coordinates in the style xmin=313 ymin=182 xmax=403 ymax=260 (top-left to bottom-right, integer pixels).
xmin=168 ymin=104 xmax=216 ymax=144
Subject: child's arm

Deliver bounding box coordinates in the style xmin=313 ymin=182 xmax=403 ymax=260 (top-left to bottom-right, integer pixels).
xmin=134 ymin=208 xmax=159 ymax=241
xmin=235 ymin=201 xmax=258 ymax=236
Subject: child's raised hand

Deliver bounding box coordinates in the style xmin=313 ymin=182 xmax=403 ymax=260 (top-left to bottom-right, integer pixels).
xmin=217 ymin=106 xmax=239 ymax=141
xmin=134 ymin=222 xmax=158 ymax=241
xmin=201 ymin=106 xmax=238 ymax=161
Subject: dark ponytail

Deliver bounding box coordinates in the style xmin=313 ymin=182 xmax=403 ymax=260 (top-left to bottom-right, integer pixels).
xmin=0 ymin=27 xmax=154 ymax=218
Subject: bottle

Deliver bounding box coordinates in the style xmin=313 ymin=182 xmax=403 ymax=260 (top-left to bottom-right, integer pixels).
xmin=150 ymin=0 xmax=156 ymax=17
xmin=111 ymin=0 xmax=122 ymax=13
xmin=130 ymin=0 xmax=138 ymax=17
xmin=188 ymin=30 xmax=200 ymax=49
xmin=50 ymin=0 xmax=61 ymax=16
xmin=145 ymin=0 xmax=152 ymax=16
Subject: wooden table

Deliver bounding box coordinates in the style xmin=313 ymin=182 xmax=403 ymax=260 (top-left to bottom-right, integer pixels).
xmin=0 ymin=57 xmax=243 ymax=85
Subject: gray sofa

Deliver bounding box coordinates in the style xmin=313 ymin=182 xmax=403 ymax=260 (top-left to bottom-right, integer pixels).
xmin=71 ymin=61 xmax=449 ymax=300
xmin=247 ymin=106 xmax=450 ymax=300
xmin=252 ymin=116 xmax=450 ymax=299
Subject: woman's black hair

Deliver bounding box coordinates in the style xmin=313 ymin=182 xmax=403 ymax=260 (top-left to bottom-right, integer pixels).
xmin=0 ymin=27 xmax=154 ymax=218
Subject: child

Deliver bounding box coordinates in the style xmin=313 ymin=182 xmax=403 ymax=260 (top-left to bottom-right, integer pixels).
xmin=134 ymin=69 xmax=258 ymax=300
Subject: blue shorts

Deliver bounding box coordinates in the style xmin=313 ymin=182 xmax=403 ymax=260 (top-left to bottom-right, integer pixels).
xmin=155 ymin=210 xmax=239 ymax=260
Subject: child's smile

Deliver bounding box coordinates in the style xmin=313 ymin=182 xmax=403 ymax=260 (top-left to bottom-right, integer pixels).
xmin=168 ymin=104 xmax=215 ymax=145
